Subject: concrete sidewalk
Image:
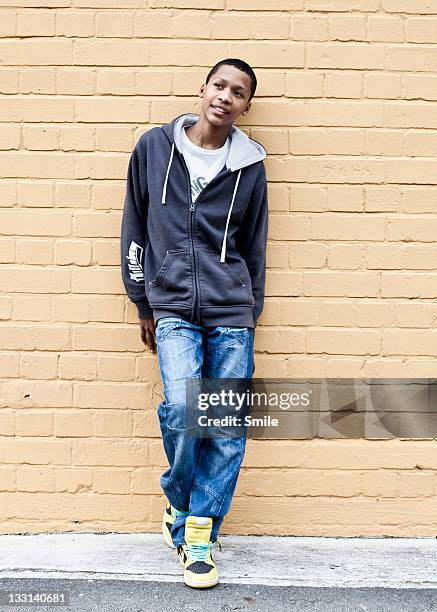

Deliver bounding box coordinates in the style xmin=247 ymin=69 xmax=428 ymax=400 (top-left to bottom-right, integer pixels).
xmin=0 ymin=532 xmax=437 ymax=587
xmin=1 ymin=533 xmax=437 ymax=611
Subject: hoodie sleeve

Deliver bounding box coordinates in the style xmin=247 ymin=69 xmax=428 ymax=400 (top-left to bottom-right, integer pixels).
xmin=237 ymin=163 xmax=268 ymax=327
xmin=120 ymin=136 xmax=153 ymax=320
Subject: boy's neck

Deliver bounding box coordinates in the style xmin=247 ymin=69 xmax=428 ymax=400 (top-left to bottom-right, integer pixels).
xmin=184 ymin=117 xmax=231 ymax=150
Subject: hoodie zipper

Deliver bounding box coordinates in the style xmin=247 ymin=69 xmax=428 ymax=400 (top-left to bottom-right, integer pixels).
xmin=176 ymin=149 xmax=231 ymax=325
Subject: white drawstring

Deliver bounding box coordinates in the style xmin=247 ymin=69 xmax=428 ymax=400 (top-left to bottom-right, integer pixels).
xmin=220 ymin=169 xmax=241 ymax=263
xmin=161 ymin=142 xmax=175 ymax=204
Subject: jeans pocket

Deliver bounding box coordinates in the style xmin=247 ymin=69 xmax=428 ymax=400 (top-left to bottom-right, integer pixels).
xmin=164 ymin=402 xmax=198 ymax=432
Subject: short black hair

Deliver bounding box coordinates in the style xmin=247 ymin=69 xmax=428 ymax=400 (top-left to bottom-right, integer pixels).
xmin=205 ymin=58 xmax=257 ymax=102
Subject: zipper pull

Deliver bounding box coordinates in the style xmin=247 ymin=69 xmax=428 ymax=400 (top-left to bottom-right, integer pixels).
xmin=190 ymin=204 xmax=195 ymax=211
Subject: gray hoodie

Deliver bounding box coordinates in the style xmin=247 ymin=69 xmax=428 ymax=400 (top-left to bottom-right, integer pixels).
xmin=120 ymin=112 xmax=268 ymax=328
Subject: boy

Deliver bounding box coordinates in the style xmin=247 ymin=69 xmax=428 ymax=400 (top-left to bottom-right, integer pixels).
xmin=120 ymin=58 xmax=268 ymax=588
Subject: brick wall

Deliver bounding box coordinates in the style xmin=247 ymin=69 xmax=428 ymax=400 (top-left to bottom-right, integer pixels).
xmin=1 ymin=0 xmax=437 ymax=536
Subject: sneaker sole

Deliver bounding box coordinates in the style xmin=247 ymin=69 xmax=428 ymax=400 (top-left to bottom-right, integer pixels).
xmin=162 ymin=515 xmax=176 ymax=549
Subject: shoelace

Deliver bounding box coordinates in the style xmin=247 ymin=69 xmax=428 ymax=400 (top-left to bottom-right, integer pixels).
xmin=186 ymin=542 xmax=213 ymax=562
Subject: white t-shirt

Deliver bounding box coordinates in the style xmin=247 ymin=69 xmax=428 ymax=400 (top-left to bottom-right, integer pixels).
xmin=181 ymin=125 xmax=231 ymax=203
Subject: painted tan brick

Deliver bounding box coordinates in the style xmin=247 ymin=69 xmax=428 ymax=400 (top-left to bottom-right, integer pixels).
xmin=266 ymin=242 xmax=289 ymax=268
xmin=135 ymin=11 xmax=172 ymax=37
xmin=18 ymin=181 xmax=53 ymax=206
xmin=250 ymin=129 xmax=288 ymax=155
xmin=307 ymin=43 xmax=385 ymax=69
xmin=0 ymin=69 xmax=19 ymax=94
xmin=311 ymin=215 xmax=385 ymax=241
xmin=291 ymin=15 xmax=328 ymax=41
xmin=54 ymin=468 xmax=92 ymax=493
xmin=14 ymin=296 xmax=51 ymax=322
xmin=382 ymin=0 xmax=437 ymax=14
xmin=0 ymin=354 xmax=19 ymax=377
xmin=59 ymin=354 xmax=96 ymax=380
xmin=53 ymin=296 xmax=89 ymax=323
xmin=285 ymin=71 xmax=324 ymax=98
xmin=0 ymin=467 xmax=16 ymax=492
xmin=265 ymin=271 xmax=302 ymax=296
xmin=92 ymin=183 xmax=125 ymax=210
xmin=96 ymin=11 xmax=133 ymax=37
xmin=251 ymin=13 xmax=288 ymax=39
xmin=0 ymin=11 xmax=16 ymax=36
xmin=356 ymin=302 xmax=395 ymax=327
xmin=73 ymin=439 xmax=149 ymax=467
xmin=1 ymin=439 xmax=71 ymax=465
xmin=172 ymin=11 xmax=212 ymax=38
xmin=55 ymin=239 xmax=92 ymax=265
xmin=327 ymin=186 xmax=364 ymax=211
xmin=95 ymin=126 xmax=133 ymax=152
xmin=367 ymin=16 xmax=403 ymax=42
xmin=90 ymin=296 xmax=125 ymax=323
xmin=55 ymin=410 xmax=94 ymax=437
xmin=281 ymin=299 xmax=319 ymax=325
xmin=98 ymin=355 xmax=135 ymax=381
xmin=307 ymin=101 xmax=384 ymax=127
xmin=366 ymin=244 xmax=404 ymax=270
xmin=211 ymin=12 xmax=250 ymax=39
xmin=395 ymin=303 xmax=435 ymax=328
xmin=328 ymin=244 xmax=364 ymax=269
xmin=329 ymin=15 xmax=366 ymax=41
xmin=95 ymin=410 xmax=133 ymax=437
xmin=0 ymin=126 xmax=20 ymax=150
xmin=135 ymin=69 xmax=171 ymax=95
xmin=132 ymin=410 xmax=161 ymax=438
xmin=254 ymin=327 xmax=305 ymax=353
xmin=56 ymin=11 xmax=94 ymax=37
xmin=365 ymin=130 xmax=403 ymax=156
xmin=319 ymin=301 xmax=355 ymax=326
xmin=328 ymin=129 xmax=365 ymax=155
xmin=0 ymin=410 xmax=15 ymax=436
xmin=364 ymin=73 xmax=402 ymax=99
xmin=2 ymin=268 xmax=70 ymax=294
xmin=0 ymin=39 xmax=72 ymax=65
xmin=93 ymin=469 xmax=131 ymax=494
xmin=387 ymin=217 xmax=437 ymax=242
xmin=381 ymin=273 xmax=437 ymax=299
xmin=60 ymin=126 xmax=95 ymax=152
xmin=307 ymin=0 xmax=378 ymax=10
xmin=383 ymin=330 xmax=437 ymax=356
xmin=21 ymin=353 xmax=58 ymax=380
xmin=257 ymin=299 xmax=281 ymax=325
xmin=228 ymin=0 xmax=302 ymax=8
xmin=268 ymin=214 xmax=309 ymax=240
xmin=57 ymin=68 xmax=95 ymax=94
xmin=290 ymin=243 xmax=327 ymax=268
xmin=55 ymin=181 xmax=92 ymax=208
xmin=93 ymin=240 xmax=119 ymax=265
xmin=16 ymin=411 xmax=54 ymax=436
xmin=23 ymin=126 xmax=59 ymax=150
xmin=403 ymin=74 xmax=437 ymax=101
xmin=16 ymin=239 xmax=53 ymax=265
xmin=326 ymin=71 xmax=363 ymax=99
xmin=290 ymin=185 xmax=326 ymax=212
xmin=74 ymin=381 xmax=147 ymax=409
xmin=17 ymin=467 xmax=54 ymax=492
xmin=74 ymin=40 xmax=150 ymax=66
xmin=402 ymin=188 xmax=437 ymax=213
xmin=230 ymin=42 xmax=304 ymax=68
xmin=17 ymin=11 xmax=56 ymax=36
xmin=365 ymin=187 xmax=400 ymax=212
xmin=75 ymin=98 xmax=149 ymax=123
xmin=307 ymin=329 xmax=380 ymax=355
xmin=303 ymin=272 xmax=379 ymax=297
xmin=0 ymin=210 xmax=71 ymax=236
xmin=131 ymin=467 xmax=161 ymax=494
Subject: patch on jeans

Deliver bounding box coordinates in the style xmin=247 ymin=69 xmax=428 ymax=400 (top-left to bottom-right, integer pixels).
xmin=164 ymin=402 xmax=198 ymax=431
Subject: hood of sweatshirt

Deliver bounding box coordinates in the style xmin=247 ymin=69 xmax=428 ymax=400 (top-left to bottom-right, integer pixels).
xmin=167 ymin=112 xmax=266 ymax=171
xmin=159 ymin=113 xmax=267 ymax=263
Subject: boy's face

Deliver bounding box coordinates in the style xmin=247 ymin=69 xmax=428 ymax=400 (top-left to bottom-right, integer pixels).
xmin=199 ymin=65 xmax=252 ymax=128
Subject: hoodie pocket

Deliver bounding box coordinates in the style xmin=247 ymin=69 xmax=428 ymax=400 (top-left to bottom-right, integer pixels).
xmin=197 ymin=249 xmax=254 ymax=308
xmin=147 ymin=249 xmax=193 ymax=307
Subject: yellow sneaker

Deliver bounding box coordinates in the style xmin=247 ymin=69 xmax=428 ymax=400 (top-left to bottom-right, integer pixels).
xmin=162 ymin=501 xmax=189 ymax=549
xmin=177 ymin=516 xmax=218 ymax=588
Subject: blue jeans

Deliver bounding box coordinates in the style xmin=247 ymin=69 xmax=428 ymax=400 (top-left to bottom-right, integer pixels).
xmin=155 ymin=316 xmax=254 ymax=546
